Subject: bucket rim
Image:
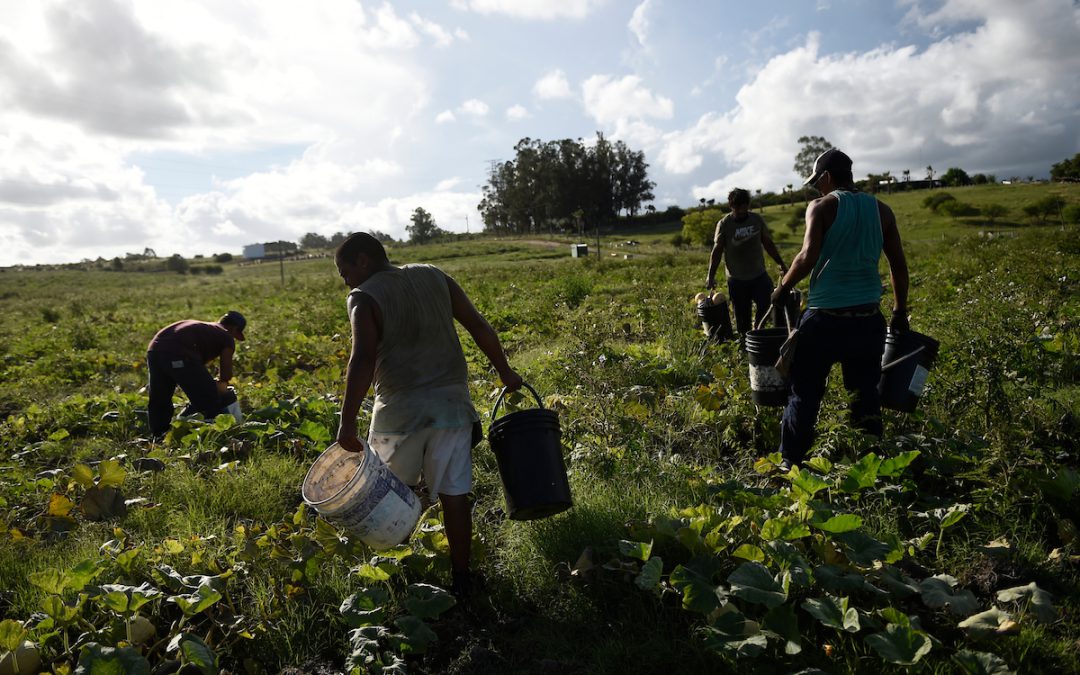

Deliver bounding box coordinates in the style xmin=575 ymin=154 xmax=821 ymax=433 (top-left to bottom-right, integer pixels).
xmin=301 ymin=442 xmax=371 ymax=508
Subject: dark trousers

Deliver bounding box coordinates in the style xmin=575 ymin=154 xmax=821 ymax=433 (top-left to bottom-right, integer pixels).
xmin=147 ymin=351 xmax=228 ymax=436
xmin=779 ymin=309 xmax=886 ymax=465
xmin=728 ymin=272 xmax=773 ymax=334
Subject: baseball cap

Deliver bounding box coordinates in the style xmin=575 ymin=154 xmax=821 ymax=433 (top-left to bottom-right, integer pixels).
xmin=803 ymin=148 xmax=853 ymax=186
xmin=220 ymin=310 xmax=247 ymax=341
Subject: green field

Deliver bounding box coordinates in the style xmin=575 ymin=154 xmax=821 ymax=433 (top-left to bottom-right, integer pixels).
xmin=1 ymin=183 xmax=1078 ymax=674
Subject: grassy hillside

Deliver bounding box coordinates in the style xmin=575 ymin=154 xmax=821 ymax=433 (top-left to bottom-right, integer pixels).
xmin=0 ymin=183 xmax=1078 ymax=674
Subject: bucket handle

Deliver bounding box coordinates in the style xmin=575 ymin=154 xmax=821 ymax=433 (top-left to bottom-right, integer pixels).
xmin=754 ymin=301 xmax=794 ymax=335
xmin=490 ymin=381 xmax=545 ymax=422
xmin=881 ymin=344 xmax=926 ymax=372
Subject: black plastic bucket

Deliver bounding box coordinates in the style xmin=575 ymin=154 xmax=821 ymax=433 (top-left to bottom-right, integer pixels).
xmin=771 ymin=289 xmax=802 ymax=330
xmin=697 ymin=300 xmax=733 ymax=342
xmin=745 ymin=327 xmax=790 ymax=406
xmin=487 ymin=383 xmax=572 ymax=521
xmin=878 ymin=329 xmax=939 ymax=412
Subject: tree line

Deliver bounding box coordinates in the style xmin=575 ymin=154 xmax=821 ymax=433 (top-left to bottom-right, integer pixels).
xmin=478 ymin=133 xmax=656 ymax=235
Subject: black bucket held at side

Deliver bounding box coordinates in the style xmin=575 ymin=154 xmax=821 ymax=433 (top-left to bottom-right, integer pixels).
xmin=487 ymin=383 xmax=573 ymax=521
xmin=745 ymin=327 xmax=790 ymax=406
xmin=878 ymin=329 xmax=939 ymax=413
xmin=697 ymin=300 xmax=733 ymax=342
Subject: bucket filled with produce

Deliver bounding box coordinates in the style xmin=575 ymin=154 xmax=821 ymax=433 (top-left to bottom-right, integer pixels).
xmin=878 ymin=329 xmax=939 ymax=412
xmin=695 ymin=291 xmax=733 ymax=342
xmin=745 ymin=327 xmax=791 ymax=406
xmin=488 ymin=383 xmax=572 ymax=521
xmin=302 ymin=441 xmax=421 ymax=550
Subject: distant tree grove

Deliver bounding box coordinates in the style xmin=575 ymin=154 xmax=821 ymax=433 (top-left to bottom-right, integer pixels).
xmin=478 ymin=133 xmax=656 ymax=235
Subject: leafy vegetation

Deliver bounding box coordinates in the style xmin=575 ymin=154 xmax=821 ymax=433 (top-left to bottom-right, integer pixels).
xmin=1 ymin=183 xmax=1078 ymax=673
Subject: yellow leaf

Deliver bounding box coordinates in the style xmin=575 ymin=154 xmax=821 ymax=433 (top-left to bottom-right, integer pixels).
xmin=162 ymin=538 xmax=184 ymax=555
xmin=72 ymin=464 xmax=95 ymax=489
xmin=996 ymin=619 xmax=1021 ymax=635
xmin=47 ymin=493 xmax=76 ymax=517
xmin=97 ymin=460 xmax=126 ymax=489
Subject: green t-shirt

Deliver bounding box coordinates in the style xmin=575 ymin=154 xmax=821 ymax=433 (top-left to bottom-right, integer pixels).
xmin=714 ymin=212 xmax=770 ymax=281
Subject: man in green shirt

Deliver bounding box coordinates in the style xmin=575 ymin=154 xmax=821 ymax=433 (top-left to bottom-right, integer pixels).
xmin=707 ymin=188 xmax=788 ymax=335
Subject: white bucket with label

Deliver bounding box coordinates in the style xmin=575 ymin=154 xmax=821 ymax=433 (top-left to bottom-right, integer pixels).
xmin=301 ymin=441 xmax=421 ymax=550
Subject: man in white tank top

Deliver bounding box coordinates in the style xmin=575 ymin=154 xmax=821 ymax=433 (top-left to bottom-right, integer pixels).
xmin=334 ymin=233 xmax=523 ymax=599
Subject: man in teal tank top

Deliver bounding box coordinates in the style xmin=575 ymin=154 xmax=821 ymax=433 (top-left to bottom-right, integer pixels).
xmin=770 ymin=149 xmax=910 ymax=471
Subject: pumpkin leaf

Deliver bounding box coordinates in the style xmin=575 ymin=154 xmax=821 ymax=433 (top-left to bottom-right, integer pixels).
xmin=727 ymin=562 xmax=787 ymax=608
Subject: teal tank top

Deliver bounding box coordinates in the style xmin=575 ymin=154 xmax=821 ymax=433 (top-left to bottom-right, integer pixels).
xmin=807 ymin=190 xmax=884 ymax=309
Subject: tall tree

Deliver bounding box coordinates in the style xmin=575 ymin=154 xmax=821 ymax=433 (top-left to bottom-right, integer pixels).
xmin=1050 ymin=153 xmax=1080 ymax=181
xmin=793 ymin=135 xmax=833 ymax=180
xmin=478 ymin=133 xmax=655 ymax=234
xmin=941 ymin=167 xmax=972 ymax=187
xmin=407 ymin=207 xmax=443 ymax=244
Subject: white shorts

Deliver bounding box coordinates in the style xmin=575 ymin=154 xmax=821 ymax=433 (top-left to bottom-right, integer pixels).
xmin=367 ymin=425 xmax=473 ymax=500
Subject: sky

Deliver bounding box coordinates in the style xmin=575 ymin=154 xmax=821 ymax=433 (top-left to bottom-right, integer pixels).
xmin=0 ymin=0 xmax=1078 ymax=266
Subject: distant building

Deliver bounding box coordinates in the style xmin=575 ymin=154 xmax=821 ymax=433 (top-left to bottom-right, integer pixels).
xmin=242 ymin=241 xmax=298 ymax=260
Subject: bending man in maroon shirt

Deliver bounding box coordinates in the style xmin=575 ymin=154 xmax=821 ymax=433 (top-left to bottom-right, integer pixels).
xmin=146 ymin=311 xmax=247 ymax=437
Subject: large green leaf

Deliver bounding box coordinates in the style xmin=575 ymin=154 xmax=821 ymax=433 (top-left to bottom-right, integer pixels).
xmin=833 ymin=531 xmax=892 ymax=565
xmin=72 ymin=463 xmax=95 ymax=489
xmin=952 ymin=649 xmax=1014 ymax=675
xmin=618 ymin=539 xmax=653 ymax=562
xmin=669 ymin=564 xmax=725 ymax=614
xmin=403 ymin=583 xmax=456 ymax=620
xmin=838 ymin=453 xmax=881 ymax=492
xmin=801 ymin=596 xmax=860 ymax=633
xmin=763 ymin=603 xmax=802 ymax=655
xmin=958 ymin=608 xmax=1015 ymax=638
xmin=29 ymin=568 xmax=71 ymax=595
xmin=394 ymin=615 xmax=438 ymax=654
xmin=995 ymin=582 xmax=1056 ymax=623
xmin=788 ymin=468 xmax=829 ymax=499
xmin=75 ymin=643 xmax=151 ymax=675
xmin=727 ymin=562 xmax=787 ymax=608
xmin=919 ymin=575 xmax=979 ymax=616
xmin=810 ymin=513 xmax=863 ymax=534
xmin=701 ymin=610 xmax=768 ymax=658
xmin=875 ymin=566 xmax=920 ymax=599
xmin=937 ymin=504 xmax=970 ymax=529
xmin=0 ymin=619 xmax=27 ymax=653
xmin=168 ymin=585 xmax=222 ymax=617
xmin=864 ymin=623 xmax=932 ymax=665
xmin=761 ymin=517 xmax=811 ymax=541
xmin=878 ymin=450 xmax=921 ymax=477
xmin=297 ymin=419 xmax=331 ymax=443
xmin=340 ymin=587 xmax=389 ymax=627
xmin=813 ymin=565 xmax=880 ymax=596
xmin=168 ymin=633 xmax=218 ymax=675
xmin=635 ymin=556 xmax=663 ymax=591
xmin=68 ymin=558 xmax=108 ymax=591
xmin=96 ymin=460 xmax=126 ymax=489
xmin=732 ymin=544 xmax=765 ymax=562
xmin=42 ymin=596 xmax=81 ymax=624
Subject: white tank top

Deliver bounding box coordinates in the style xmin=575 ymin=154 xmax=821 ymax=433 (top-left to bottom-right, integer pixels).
xmin=349 ymin=264 xmax=477 ymax=433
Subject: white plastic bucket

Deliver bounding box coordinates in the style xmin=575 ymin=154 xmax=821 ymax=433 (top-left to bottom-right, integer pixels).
xmin=301 ymin=441 xmax=421 ymax=550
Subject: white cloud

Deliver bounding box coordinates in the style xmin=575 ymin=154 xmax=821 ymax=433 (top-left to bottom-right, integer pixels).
xmin=409 ymin=12 xmax=465 ymax=47
xmin=582 ymin=74 xmax=674 ymax=125
xmin=533 ymin=70 xmax=573 ymax=99
xmin=450 ymin=0 xmax=605 ymax=20
xmin=629 ymin=0 xmax=652 ymax=47
xmin=435 ymin=177 xmax=462 ymax=191
xmin=505 ymin=104 xmax=529 ymax=120
xmin=665 ymin=0 xmax=1080 ymax=195
xmin=435 ymin=110 xmax=457 ymax=124
xmin=357 ymin=3 xmax=421 ymax=50
xmin=459 ymin=99 xmax=490 ymax=117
